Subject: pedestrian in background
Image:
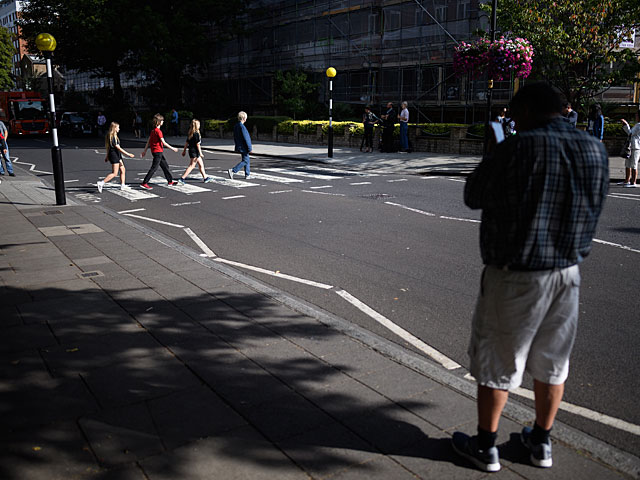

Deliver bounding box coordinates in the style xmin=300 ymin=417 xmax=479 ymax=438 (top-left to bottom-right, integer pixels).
xmin=227 ymin=111 xmax=252 ymax=180
xmin=380 ymin=102 xmax=396 ymax=152
xmin=177 ymin=119 xmax=214 ymax=185
xmin=97 ymin=122 xmax=135 ymax=192
xmin=133 ymin=111 xmax=143 ymax=139
xmin=587 ymin=104 xmax=604 ymax=142
xmin=454 ymin=83 xmax=608 ymax=472
xmin=97 ymin=111 xmax=107 ymax=137
xmin=0 ymin=119 xmax=14 ymax=176
xmin=620 ymin=116 xmax=640 ymax=187
xmin=170 ymin=108 xmax=179 ymax=137
xmin=562 ymin=102 xmax=578 ymax=128
xmin=398 ymin=101 xmax=409 ymax=152
xmin=361 ymin=105 xmax=378 ymax=153
xmin=140 ymin=114 xmax=178 ymax=190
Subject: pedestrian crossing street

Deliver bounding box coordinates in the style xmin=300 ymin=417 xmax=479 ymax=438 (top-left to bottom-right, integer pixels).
xmin=89 ymin=166 xmax=413 ymax=203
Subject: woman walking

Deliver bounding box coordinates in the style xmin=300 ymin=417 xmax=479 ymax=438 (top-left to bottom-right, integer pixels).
xmin=587 ymin=104 xmax=604 ymax=142
xmin=620 ymin=117 xmax=640 ymax=187
xmin=177 ymin=119 xmax=213 ymax=185
xmin=97 ymin=122 xmax=135 ymax=192
xmin=140 ymin=114 xmax=178 ymax=190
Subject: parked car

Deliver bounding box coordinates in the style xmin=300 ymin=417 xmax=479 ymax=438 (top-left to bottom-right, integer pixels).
xmin=58 ymin=112 xmax=95 ymax=137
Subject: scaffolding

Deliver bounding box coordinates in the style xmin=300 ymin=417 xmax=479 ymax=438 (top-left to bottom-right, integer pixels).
xmin=206 ymin=0 xmax=514 ymax=122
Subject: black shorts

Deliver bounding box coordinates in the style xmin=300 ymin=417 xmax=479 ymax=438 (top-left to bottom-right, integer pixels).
xmin=108 ymin=153 xmax=123 ymax=165
xmin=188 ymin=148 xmax=200 ymax=159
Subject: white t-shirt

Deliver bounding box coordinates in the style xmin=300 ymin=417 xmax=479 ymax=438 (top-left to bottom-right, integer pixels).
xmin=400 ymin=108 xmax=409 ymax=123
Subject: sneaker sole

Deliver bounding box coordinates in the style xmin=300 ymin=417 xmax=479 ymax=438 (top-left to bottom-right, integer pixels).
xmin=452 ymin=440 xmax=501 ymax=472
xmin=520 ymin=432 xmax=552 ymax=468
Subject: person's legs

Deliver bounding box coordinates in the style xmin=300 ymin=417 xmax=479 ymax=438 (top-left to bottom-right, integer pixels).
xmin=158 ymin=154 xmax=173 ymax=182
xmin=142 ymin=153 xmax=162 ymax=184
xmin=533 ymin=380 xmax=564 ymax=430
xmin=181 ymin=158 xmax=197 ymax=179
xmin=478 ymin=385 xmax=509 ymax=432
xmin=232 ymin=153 xmax=250 ymax=175
xmin=119 ymin=162 xmax=126 ymax=185
xmin=196 ymin=157 xmax=207 ymax=178
xmin=400 ymin=123 xmax=408 ymax=150
xmin=103 ymin=163 xmax=120 ymax=184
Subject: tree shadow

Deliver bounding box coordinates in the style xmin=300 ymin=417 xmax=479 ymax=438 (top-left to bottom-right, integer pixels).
xmin=1 ymin=284 xmax=466 ymax=479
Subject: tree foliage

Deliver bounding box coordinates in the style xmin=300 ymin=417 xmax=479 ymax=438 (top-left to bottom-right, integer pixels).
xmin=18 ymin=0 xmax=246 ymax=109
xmin=274 ymin=70 xmax=319 ymax=119
xmin=0 ymin=26 xmax=16 ymax=90
xmin=487 ymin=0 xmax=640 ymax=105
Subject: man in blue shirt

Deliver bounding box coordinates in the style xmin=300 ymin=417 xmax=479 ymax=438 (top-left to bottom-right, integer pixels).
xmin=171 ymin=109 xmax=179 ymax=136
xmin=452 ymin=83 xmax=608 ymax=472
xmin=228 ymin=111 xmax=252 ymax=180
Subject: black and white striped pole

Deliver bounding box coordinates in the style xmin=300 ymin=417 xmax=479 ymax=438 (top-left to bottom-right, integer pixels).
xmin=36 ymin=33 xmax=65 ymax=205
xmin=326 ymin=67 xmax=336 ymax=158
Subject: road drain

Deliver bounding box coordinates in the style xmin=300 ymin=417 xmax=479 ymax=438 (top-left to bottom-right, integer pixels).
xmin=359 ymin=193 xmax=394 ymax=200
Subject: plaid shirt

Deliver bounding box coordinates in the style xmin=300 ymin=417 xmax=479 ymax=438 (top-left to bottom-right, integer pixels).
xmin=464 ymin=118 xmax=609 ymax=270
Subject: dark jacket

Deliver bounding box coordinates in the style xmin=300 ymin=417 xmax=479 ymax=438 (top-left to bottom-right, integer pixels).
xmin=233 ymin=121 xmax=252 ymax=153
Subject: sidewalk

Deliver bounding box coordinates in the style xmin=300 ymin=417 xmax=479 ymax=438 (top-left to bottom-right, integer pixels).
xmin=1 ymin=169 xmax=637 ymax=479
xmin=152 ymin=135 xmax=628 ymax=180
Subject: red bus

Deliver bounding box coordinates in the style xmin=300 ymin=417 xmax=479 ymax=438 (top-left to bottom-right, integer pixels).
xmin=0 ymin=91 xmax=50 ymax=135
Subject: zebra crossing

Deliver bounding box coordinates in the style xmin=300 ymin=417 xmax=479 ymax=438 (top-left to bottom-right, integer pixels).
xmin=88 ymin=166 xmax=384 ymax=203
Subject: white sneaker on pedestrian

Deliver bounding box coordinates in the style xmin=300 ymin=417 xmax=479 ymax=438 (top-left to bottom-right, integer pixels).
xmin=616 ymin=181 xmax=630 ymax=185
xmin=120 ymin=184 xmax=129 ymax=190
xmin=623 ymin=183 xmax=637 ymax=188
xmin=97 ymin=180 xmax=104 ymax=193
xmin=227 ymin=169 xmax=234 ymax=179
xmin=245 ymin=175 xmax=252 ymax=180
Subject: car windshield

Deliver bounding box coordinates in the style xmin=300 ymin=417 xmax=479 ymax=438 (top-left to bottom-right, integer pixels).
xmin=14 ymin=101 xmax=46 ymax=120
xmin=69 ymin=115 xmax=85 ymax=123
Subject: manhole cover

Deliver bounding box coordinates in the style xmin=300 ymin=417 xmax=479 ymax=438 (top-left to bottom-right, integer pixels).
xmin=78 ymin=271 xmax=104 ymax=279
xmin=43 ymin=210 xmax=63 ymax=215
xmin=359 ymin=193 xmax=395 ymax=200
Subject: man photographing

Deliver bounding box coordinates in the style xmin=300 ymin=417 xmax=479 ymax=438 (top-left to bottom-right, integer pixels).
xmin=453 ymin=83 xmax=609 ymax=472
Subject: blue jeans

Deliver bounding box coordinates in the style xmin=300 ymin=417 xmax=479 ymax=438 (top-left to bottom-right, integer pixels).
xmin=232 ymin=152 xmax=250 ymax=176
xmin=399 ymin=122 xmax=409 ymax=150
xmin=0 ymin=146 xmax=12 ymax=174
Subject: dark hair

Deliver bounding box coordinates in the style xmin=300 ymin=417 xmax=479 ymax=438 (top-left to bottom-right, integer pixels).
xmin=563 ymin=102 xmax=571 ymax=108
xmin=589 ymin=104 xmax=602 ymax=118
xmin=510 ymin=82 xmax=563 ymax=118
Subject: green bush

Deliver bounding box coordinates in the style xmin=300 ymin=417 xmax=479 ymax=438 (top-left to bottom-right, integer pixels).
xmin=277 ymin=120 xmax=294 ymax=135
xmin=421 ymin=123 xmax=466 ymax=136
xmin=245 ymin=115 xmax=291 ymax=134
xmin=467 ymin=123 xmax=485 ymax=137
xmin=203 ymin=119 xmax=227 ymax=131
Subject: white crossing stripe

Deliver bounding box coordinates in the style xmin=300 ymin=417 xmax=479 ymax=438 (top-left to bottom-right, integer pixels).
xmin=104 ymin=184 xmax=158 ymax=201
xmin=222 ymin=195 xmax=246 ymax=200
xmin=296 ymin=165 xmax=378 ymax=177
xmin=249 ymin=172 xmax=305 ymax=184
xmin=206 ymin=175 xmax=260 ymax=188
xmin=309 ymin=185 xmax=333 ymax=189
xmin=387 ymin=178 xmax=408 ymax=183
xmin=269 ymin=190 xmax=293 ymax=194
xmin=151 ymin=177 xmax=211 ymax=194
xmin=350 ymin=182 xmax=372 ymax=185
xmin=263 ymin=167 xmax=343 ymax=180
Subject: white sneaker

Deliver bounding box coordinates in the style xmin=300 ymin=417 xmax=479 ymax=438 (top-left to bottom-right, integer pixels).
xmin=623 ymin=183 xmax=637 ymax=188
xmin=616 ymin=181 xmax=630 ymax=186
xmin=97 ymin=180 xmax=104 ymax=193
xmin=245 ymin=175 xmax=252 ymax=179
xmin=120 ymin=184 xmax=130 ymax=190
xmin=227 ymin=169 xmax=234 ymax=179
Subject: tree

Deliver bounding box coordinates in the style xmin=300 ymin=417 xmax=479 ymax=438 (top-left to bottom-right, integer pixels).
xmin=18 ymin=0 xmax=246 ymax=109
xmin=274 ymin=70 xmax=319 ymax=119
xmin=0 ymin=26 xmax=16 ymax=90
xmin=487 ymin=0 xmax=640 ymax=106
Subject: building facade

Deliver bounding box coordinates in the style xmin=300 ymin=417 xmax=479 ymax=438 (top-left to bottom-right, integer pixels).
xmin=0 ymin=0 xmax=27 ymax=83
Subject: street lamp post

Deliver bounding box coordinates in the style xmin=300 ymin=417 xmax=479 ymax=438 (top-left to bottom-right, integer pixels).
xmin=326 ymin=67 xmax=336 ymax=158
xmin=484 ymin=0 xmax=498 ymax=155
xmin=35 ymin=33 xmax=65 ymax=205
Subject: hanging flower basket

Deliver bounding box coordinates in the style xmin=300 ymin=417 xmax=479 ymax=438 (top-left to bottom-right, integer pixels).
xmin=453 ymin=37 xmax=534 ymax=81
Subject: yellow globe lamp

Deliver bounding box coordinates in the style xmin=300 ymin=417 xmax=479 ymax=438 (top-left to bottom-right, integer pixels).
xmin=326 ymin=67 xmax=337 ymax=78
xmin=35 ymin=33 xmax=57 ymax=52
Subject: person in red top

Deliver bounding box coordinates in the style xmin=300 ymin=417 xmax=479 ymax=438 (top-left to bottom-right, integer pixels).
xmin=140 ymin=113 xmax=178 ymax=189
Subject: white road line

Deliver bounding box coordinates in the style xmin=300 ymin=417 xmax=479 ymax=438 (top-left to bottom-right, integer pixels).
xmin=512 ymin=386 xmax=640 ymax=437
xmin=264 ymin=167 xmax=342 ymax=180
xmin=64 ymin=179 xmax=79 ymax=183
xmin=269 ymin=190 xmax=293 ymax=194
xmin=121 ymin=213 xmax=184 ymax=228
xmin=593 ymin=238 xmax=640 ymax=254
xmin=387 ymin=179 xmax=408 ymax=183
xmin=422 ymin=176 xmax=439 ymax=180
xmin=171 ymin=201 xmax=202 ymax=206
xmin=335 ymin=290 xmax=461 ymax=370
xmin=309 ymin=185 xmax=333 ymax=189
xmin=439 ymin=215 xmax=481 ymax=223
xmin=608 ymin=193 xmax=640 ymax=201
xmin=249 ymin=172 xmax=305 ymax=184
xmin=183 ymin=227 xmax=216 ymax=257
xmin=222 ymin=195 xmax=246 ymax=200
xmin=215 ymin=258 xmax=334 ymax=289
xmin=151 ymin=177 xmax=211 ymax=194
xmin=296 ymin=165 xmax=379 ymax=177
xmin=385 ymin=201 xmax=436 ymax=217
xmin=106 ymin=185 xmax=158 ymax=201
xmin=350 ymin=182 xmax=372 ymax=185
xmin=302 ymin=190 xmax=346 ymax=197
xmin=12 ymin=160 xmax=53 ymax=175
xmin=205 ymin=175 xmax=259 ymax=188
xmin=118 ymin=208 xmax=146 ymax=214
xmin=448 ymin=178 xmax=466 ymax=183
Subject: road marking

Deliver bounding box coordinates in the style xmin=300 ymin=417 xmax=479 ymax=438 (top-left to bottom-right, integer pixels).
xmin=118 ymin=208 xmax=146 ymax=214
xmin=302 ymin=190 xmax=346 ymax=196
xmin=222 ymin=195 xmax=246 ymax=200
xmin=105 ymin=185 xmax=158 ymax=201
xmin=350 ymin=182 xmax=372 ymax=185
xmin=13 ymin=160 xmax=53 ymax=175
xmin=608 ymin=193 xmax=640 ymax=202
xmin=439 ymin=215 xmax=481 ymax=223
xmin=448 ymin=178 xmax=466 ymax=183
xmin=387 ymin=179 xmax=408 ymax=183
xmin=171 ymin=201 xmax=202 ymax=206
xmin=150 ymin=177 xmax=211 ymax=194
xmin=269 ymin=190 xmax=293 ymax=194
xmin=422 ymin=176 xmax=439 ymax=179
xmin=75 ymin=193 xmax=101 ymax=203
xmin=264 ymin=167 xmax=342 ymax=180
xmin=335 ymin=290 xmax=461 ymax=370
xmin=309 ymin=185 xmax=333 ymax=189
xmin=249 ymin=172 xmax=305 ymax=184
xmin=121 ymin=213 xmax=184 ymax=228
xmin=296 ymin=165 xmax=379 ymax=177
xmin=215 ymin=257 xmax=334 ymax=289
xmin=593 ymin=238 xmax=640 ymax=254
xmin=184 ymin=227 xmax=216 ymax=257
xmin=385 ymin=201 xmax=436 ymax=217
xmin=205 ymin=175 xmax=259 ymax=188
xmin=64 ymin=179 xmax=79 ymax=183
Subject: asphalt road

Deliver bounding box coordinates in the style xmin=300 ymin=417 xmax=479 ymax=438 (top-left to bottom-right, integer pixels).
xmin=7 ymin=136 xmax=640 ymax=457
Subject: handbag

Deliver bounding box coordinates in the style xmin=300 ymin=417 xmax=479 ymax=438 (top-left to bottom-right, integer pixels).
xmin=620 ymin=135 xmax=631 ymax=159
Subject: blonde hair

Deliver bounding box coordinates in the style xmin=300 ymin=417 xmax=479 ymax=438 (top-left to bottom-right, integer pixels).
xmin=152 ymin=113 xmax=164 ymax=127
xmin=238 ymin=111 xmax=247 ymax=122
xmin=187 ymin=119 xmax=200 ymax=140
xmin=105 ymin=122 xmax=119 ymax=150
